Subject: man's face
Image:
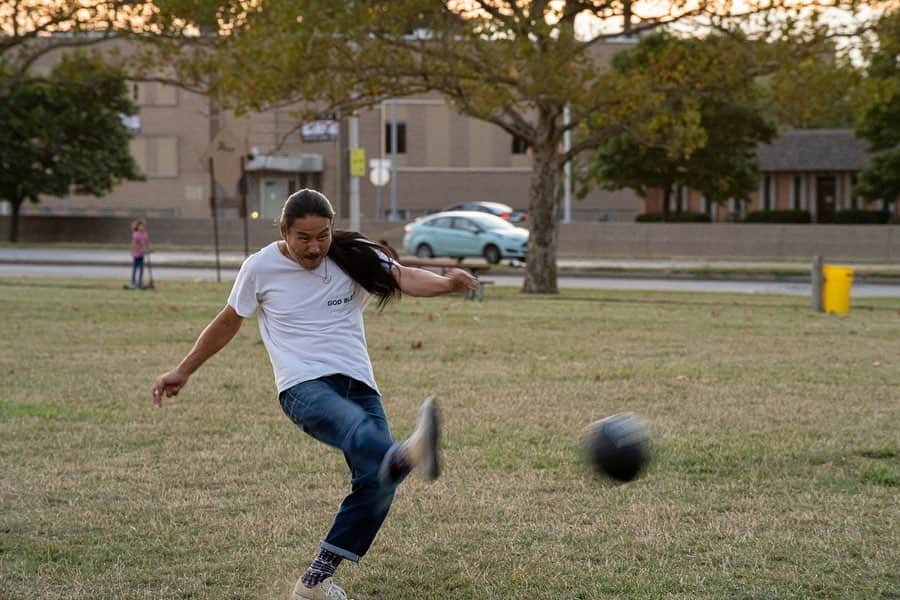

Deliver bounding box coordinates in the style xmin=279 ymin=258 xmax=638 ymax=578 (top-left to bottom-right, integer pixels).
xmin=282 ymin=215 xmax=333 ymax=270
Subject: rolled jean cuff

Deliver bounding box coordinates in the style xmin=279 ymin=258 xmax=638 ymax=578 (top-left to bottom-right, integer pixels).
xmin=320 ymin=540 xmax=361 ymax=563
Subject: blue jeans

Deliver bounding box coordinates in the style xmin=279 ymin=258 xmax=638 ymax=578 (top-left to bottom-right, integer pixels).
xmin=279 ymin=374 xmax=407 ymax=562
xmin=131 ymin=256 xmax=144 ymax=288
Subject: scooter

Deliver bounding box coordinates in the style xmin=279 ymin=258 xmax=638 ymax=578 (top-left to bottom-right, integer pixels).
xmin=143 ymin=251 xmax=155 ymax=290
xmin=123 ymin=252 xmax=155 ymax=290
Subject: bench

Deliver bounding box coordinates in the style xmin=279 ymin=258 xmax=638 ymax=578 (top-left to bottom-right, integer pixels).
xmin=398 ymin=257 xmax=494 ymax=301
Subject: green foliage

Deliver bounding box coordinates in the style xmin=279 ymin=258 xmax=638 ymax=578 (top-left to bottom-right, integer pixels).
xmin=833 ymin=209 xmax=893 ymax=224
xmin=585 ymin=34 xmax=776 ymax=208
xmin=767 ymin=45 xmax=867 ymax=128
xmin=635 ymin=212 xmax=711 ymax=223
xmin=855 ymin=10 xmax=900 ymax=204
xmin=0 ymin=52 xmax=143 ymax=241
xmin=855 ymin=151 xmax=900 ymax=205
xmin=745 ymin=210 xmax=812 ymax=223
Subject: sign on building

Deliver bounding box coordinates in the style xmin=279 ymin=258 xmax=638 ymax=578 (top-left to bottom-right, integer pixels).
xmin=301 ymin=120 xmax=339 ymax=143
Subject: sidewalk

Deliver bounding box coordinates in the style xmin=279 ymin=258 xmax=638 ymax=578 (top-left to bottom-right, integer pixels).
xmin=1 ymin=246 xmax=899 ymax=282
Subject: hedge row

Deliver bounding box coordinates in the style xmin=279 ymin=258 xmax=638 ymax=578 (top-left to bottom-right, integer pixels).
xmin=833 ymin=210 xmax=893 ymax=224
xmin=635 ymin=212 xmax=711 ymax=222
xmin=745 ymin=210 xmax=811 ymax=223
xmin=635 ymin=209 xmax=894 ymax=224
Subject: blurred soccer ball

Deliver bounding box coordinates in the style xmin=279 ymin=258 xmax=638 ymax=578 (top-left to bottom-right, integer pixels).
xmin=584 ymin=412 xmax=651 ymax=482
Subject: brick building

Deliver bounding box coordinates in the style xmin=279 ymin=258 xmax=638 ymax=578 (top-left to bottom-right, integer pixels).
xmin=642 ymin=129 xmax=893 ymax=222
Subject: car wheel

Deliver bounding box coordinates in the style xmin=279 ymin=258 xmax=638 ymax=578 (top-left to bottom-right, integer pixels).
xmin=483 ymin=244 xmax=501 ymax=264
xmin=415 ymin=243 xmax=434 ymax=258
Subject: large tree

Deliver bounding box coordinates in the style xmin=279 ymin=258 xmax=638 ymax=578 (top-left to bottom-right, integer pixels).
xmin=0 ymin=52 xmax=143 ymax=242
xmin=768 ymin=44 xmax=866 ymax=129
xmin=855 ymin=10 xmax=900 ymax=209
xmin=145 ymin=1 xmax=880 ymax=292
xmin=0 ymin=1 xmax=163 ymax=91
xmin=584 ymin=33 xmax=776 ymax=216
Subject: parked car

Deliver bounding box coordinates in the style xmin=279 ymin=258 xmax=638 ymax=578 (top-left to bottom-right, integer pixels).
xmin=403 ymin=211 xmax=528 ymax=264
xmin=443 ymin=201 xmax=528 ymax=223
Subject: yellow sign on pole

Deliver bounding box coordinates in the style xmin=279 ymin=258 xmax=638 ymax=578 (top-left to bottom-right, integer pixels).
xmin=350 ymin=148 xmax=366 ymax=177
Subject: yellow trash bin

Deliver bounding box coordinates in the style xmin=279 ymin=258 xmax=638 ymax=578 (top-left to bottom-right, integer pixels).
xmin=822 ymin=265 xmax=854 ymax=314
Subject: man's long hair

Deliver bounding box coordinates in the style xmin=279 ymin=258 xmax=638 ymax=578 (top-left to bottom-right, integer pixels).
xmin=280 ymin=189 xmax=401 ymax=308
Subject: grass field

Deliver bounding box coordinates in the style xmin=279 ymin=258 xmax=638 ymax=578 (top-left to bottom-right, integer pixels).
xmin=1 ymin=278 xmax=898 ymax=599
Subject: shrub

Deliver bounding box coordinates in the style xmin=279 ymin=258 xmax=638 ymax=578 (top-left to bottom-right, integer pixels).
xmin=833 ymin=209 xmax=892 ymax=224
xmin=636 ymin=212 xmax=711 ymax=223
xmin=745 ymin=209 xmax=811 ymax=223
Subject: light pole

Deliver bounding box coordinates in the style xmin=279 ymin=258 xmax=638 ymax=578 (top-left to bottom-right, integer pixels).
xmin=349 ymin=114 xmax=363 ymax=232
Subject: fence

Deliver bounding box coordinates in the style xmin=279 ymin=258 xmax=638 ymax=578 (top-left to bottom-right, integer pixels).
xmin=1 ymin=216 xmax=898 ymax=261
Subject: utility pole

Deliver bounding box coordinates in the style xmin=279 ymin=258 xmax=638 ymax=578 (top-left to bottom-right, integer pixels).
xmin=208 ymin=157 xmax=222 ymax=283
xmin=239 ymin=155 xmax=249 ymax=259
xmin=389 ymin=99 xmax=399 ymax=221
xmin=563 ymin=104 xmax=572 ymax=224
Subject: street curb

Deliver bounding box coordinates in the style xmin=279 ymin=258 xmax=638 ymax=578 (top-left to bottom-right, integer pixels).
xmin=3 ymin=259 xmax=900 ymax=284
xmin=0 ymin=259 xmax=242 ymax=270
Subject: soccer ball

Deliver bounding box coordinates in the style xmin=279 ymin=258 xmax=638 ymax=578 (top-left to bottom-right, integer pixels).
xmin=584 ymin=412 xmax=651 ymax=482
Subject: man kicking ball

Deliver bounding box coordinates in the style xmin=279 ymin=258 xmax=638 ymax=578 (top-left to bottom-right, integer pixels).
xmin=151 ymin=189 xmax=478 ymax=599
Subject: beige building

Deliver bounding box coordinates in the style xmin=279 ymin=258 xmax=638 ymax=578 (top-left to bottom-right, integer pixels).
xmin=13 ymin=40 xmax=642 ymax=224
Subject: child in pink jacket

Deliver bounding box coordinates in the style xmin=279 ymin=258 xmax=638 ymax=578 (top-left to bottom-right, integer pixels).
xmin=129 ymin=220 xmax=149 ymax=289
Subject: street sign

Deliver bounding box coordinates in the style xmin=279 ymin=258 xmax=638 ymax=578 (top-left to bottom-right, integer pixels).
xmin=369 ymin=158 xmax=391 ymax=187
xmin=350 ymin=148 xmax=366 ymax=177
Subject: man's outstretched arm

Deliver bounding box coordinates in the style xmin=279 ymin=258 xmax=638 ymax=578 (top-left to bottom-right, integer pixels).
xmin=151 ymin=305 xmax=244 ymax=407
xmin=393 ymin=265 xmax=479 ymax=297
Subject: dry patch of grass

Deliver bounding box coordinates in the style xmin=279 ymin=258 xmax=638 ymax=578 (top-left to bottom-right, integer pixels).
xmin=1 ymin=279 xmax=899 ymax=599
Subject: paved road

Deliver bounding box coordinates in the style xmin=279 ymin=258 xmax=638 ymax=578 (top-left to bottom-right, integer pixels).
xmin=3 ymin=262 xmax=900 ymax=298
xmin=2 ymin=247 xmax=900 ymax=273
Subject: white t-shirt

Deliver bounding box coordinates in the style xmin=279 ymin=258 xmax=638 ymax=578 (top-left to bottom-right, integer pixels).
xmin=227 ymin=241 xmax=390 ymax=394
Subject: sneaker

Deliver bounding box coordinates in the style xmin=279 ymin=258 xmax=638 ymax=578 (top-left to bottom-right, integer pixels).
xmin=291 ymin=577 xmax=350 ymax=600
xmin=408 ymin=396 xmax=441 ymax=481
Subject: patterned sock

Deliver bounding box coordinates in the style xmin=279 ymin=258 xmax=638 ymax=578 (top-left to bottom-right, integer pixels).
xmin=301 ymin=549 xmax=343 ymax=588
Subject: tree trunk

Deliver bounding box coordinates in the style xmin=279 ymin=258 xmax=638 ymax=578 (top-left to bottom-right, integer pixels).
xmin=662 ymin=183 xmax=671 ymax=218
xmin=8 ymin=199 xmax=22 ymax=243
xmin=522 ymin=142 xmax=561 ymax=294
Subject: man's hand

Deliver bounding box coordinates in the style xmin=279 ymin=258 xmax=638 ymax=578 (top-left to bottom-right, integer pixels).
xmin=151 ymin=369 xmax=190 ymax=407
xmin=445 ymin=268 xmax=480 ymax=293
xmin=149 ymin=306 xmax=244 ymax=408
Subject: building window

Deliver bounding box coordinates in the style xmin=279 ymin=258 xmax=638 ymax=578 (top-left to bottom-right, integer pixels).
xmin=792 ymin=175 xmax=802 ymax=210
xmin=850 ymin=174 xmax=859 ymax=209
xmin=155 ymin=137 xmax=178 ymax=177
xmin=511 ymin=135 xmax=529 ymax=155
xmin=130 ymin=82 xmax=178 ymax=107
xmin=129 ymin=136 xmax=179 ymax=178
xmin=763 ymin=175 xmax=773 ymax=210
xmin=385 ymin=122 xmax=406 ymax=154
